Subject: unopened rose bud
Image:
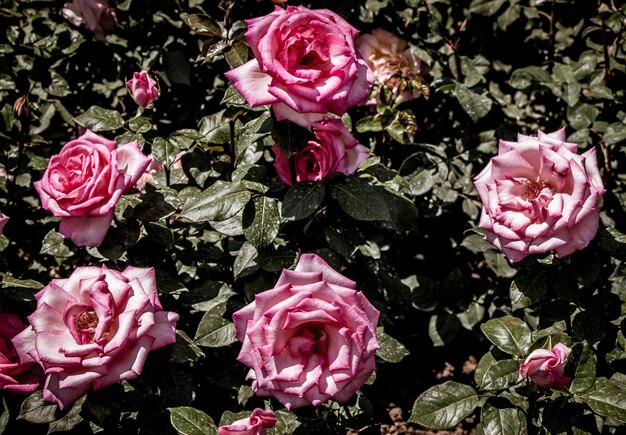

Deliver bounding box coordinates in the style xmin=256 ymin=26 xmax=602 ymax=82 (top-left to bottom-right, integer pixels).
xmin=13 ymin=96 xmax=30 ymax=121
xmin=126 ymin=71 xmax=160 ymax=108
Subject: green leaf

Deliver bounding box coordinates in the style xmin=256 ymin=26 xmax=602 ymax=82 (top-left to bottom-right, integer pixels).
xmin=17 ymin=391 xmax=57 ymax=424
xmin=0 ymin=275 xmax=43 ymax=290
xmin=468 ymin=0 xmax=507 ymax=16
xmin=510 ymin=66 xmax=553 ymax=89
xmin=604 ymin=122 xmax=626 ymax=145
xmin=48 ymin=396 xmax=86 ymax=434
xmin=567 ymin=103 xmax=598 ymax=130
xmin=572 ymin=311 xmax=606 ymax=343
xmin=408 ymin=381 xmax=479 ymax=429
xmin=40 ymin=229 xmax=73 ymax=258
xmin=199 ymin=110 xmax=231 ymax=144
xmin=183 ymin=13 xmax=223 ymax=38
xmin=281 ymin=182 xmax=326 ymax=220
xmin=509 ymin=282 xmax=532 ymax=311
xmin=164 ymin=50 xmax=191 ymax=86
xmin=268 ymin=409 xmax=301 ymax=435
xmin=408 ymin=169 xmax=436 ymax=196
xmin=376 ymin=328 xmax=410 ymax=363
xmin=331 ymin=179 xmax=391 ymax=222
xmin=580 ymin=378 xmax=626 ymax=423
xmin=475 ymin=351 xmax=497 ymax=387
xmin=128 ymin=116 xmax=152 ymax=133
xmin=484 ymin=250 xmax=517 ymax=278
xmin=479 ymin=359 xmax=520 ymax=391
xmin=168 ymin=406 xmax=218 ymax=435
xmin=481 ymin=398 xmax=526 ymax=435
xmin=513 ymin=269 xmax=548 ymax=303
xmin=194 ymin=311 xmax=237 ymax=348
xmin=152 ymin=137 xmax=180 ymax=168
xmin=233 ymin=242 xmax=259 ymax=279
xmin=355 ymin=115 xmax=383 ymax=133
xmin=0 ymin=397 xmax=8 ymax=434
xmin=455 ymin=83 xmax=492 ymax=122
xmin=73 ymin=106 xmax=124 ymax=132
xmin=542 ymin=396 xmax=584 ymax=434
xmin=271 ymin=120 xmax=314 ymax=158
xmin=180 ymin=181 xmax=251 ymax=223
xmin=221 ymin=85 xmax=247 ymax=107
xmin=480 ymin=316 xmax=532 ymax=357
xmin=569 ymin=342 xmax=597 ymax=394
xmin=429 ymin=312 xmax=461 ymax=347
xmin=224 ymin=41 xmax=248 ymax=68
xmin=242 ymin=196 xmax=281 ymax=248
xmin=599 ymin=227 xmax=626 ymax=260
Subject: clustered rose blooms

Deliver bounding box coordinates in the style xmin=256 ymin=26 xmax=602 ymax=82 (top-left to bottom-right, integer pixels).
xmin=225 ymin=5 xmax=373 ymax=127
xmin=356 ymin=28 xmax=429 ymax=105
xmin=218 ymin=408 xmax=277 ymax=435
xmin=273 ymin=117 xmax=369 ymax=186
xmin=0 ymin=212 xmax=8 ymax=234
xmin=473 ymin=128 xmax=605 ymax=262
xmin=126 ymin=71 xmax=160 ymax=108
xmin=0 ymin=314 xmax=40 ymax=394
xmin=34 ymin=130 xmax=152 ymax=247
xmin=519 ymin=343 xmax=572 ymax=389
xmin=233 ymin=253 xmax=379 ymax=409
xmin=62 ymin=0 xmax=117 ymax=41
xmin=12 ymin=266 xmax=179 ymax=409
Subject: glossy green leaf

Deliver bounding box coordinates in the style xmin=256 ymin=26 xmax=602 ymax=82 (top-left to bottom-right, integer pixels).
xmin=281 ymin=182 xmax=326 ymax=220
xmin=73 ymin=106 xmax=124 ymax=132
xmin=580 ymin=378 xmax=626 ymax=423
xmin=168 ymin=406 xmax=218 ymax=435
xmin=331 ymin=179 xmax=391 ymax=222
xmin=376 ymin=328 xmax=410 ymax=363
xmin=456 ymin=83 xmax=492 ymax=122
xmin=408 ymin=381 xmax=479 ymax=429
xmin=242 ymin=196 xmax=280 ymax=248
xmin=481 ymin=399 xmax=526 ymax=435
xmin=569 ymin=342 xmax=597 ymax=394
xmin=17 ymin=391 xmax=57 ymax=424
xmin=479 ymin=359 xmax=520 ymax=391
xmin=480 ymin=316 xmax=532 ymax=357
xmin=180 ymin=181 xmax=251 ymax=223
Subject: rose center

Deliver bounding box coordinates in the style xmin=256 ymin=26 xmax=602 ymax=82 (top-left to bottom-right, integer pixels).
xmin=523 ymin=179 xmax=550 ymax=200
xmin=289 ymin=324 xmax=327 ymax=358
xmin=75 ymin=309 xmax=99 ymax=344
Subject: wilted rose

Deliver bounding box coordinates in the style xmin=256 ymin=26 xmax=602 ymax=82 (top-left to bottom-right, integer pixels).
xmin=473 ymin=128 xmax=605 ymax=262
xmin=12 ymin=266 xmax=179 ymax=409
xmin=126 ymin=71 xmax=160 ymax=108
xmin=218 ymin=408 xmax=277 ymax=435
xmin=34 ymin=130 xmax=152 ymax=247
xmin=356 ymin=28 xmax=429 ymax=105
xmin=233 ymin=253 xmax=379 ymax=409
xmin=1 ymin=314 xmax=40 ymax=394
xmin=225 ymin=6 xmax=373 ymax=127
xmin=62 ymin=0 xmax=117 ymax=41
xmin=273 ymin=118 xmax=369 ymax=186
xmin=519 ymin=343 xmax=571 ymax=389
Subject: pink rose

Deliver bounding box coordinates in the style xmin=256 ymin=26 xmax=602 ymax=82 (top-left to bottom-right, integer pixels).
xmin=218 ymin=408 xmax=277 ymax=435
xmin=62 ymin=0 xmax=117 ymax=41
xmin=0 ymin=212 xmax=8 ymax=234
xmin=233 ymin=253 xmax=379 ymax=409
xmin=356 ymin=28 xmax=429 ymax=105
xmin=473 ymin=128 xmax=605 ymax=262
xmin=12 ymin=266 xmax=179 ymax=409
xmin=126 ymin=71 xmax=160 ymax=108
xmin=34 ymin=130 xmax=152 ymax=247
xmin=1 ymin=314 xmax=40 ymax=394
xmin=519 ymin=343 xmax=571 ymax=389
xmin=225 ymin=6 xmax=374 ymax=127
xmin=273 ymin=118 xmax=369 ymax=186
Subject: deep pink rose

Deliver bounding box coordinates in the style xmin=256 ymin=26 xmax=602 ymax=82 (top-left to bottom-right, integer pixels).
xmin=519 ymin=343 xmax=571 ymax=389
xmin=126 ymin=71 xmax=160 ymax=108
xmin=218 ymin=408 xmax=277 ymax=435
xmin=0 ymin=212 xmax=8 ymax=234
xmin=233 ymin=253 xmax=379 ymax=409
xmin=473 ymin=128 xmax=605 ymax=262
xmin=273 ymin=118 xmax=369 ymax=186
xmin=356 ymin=28 xmax=429 ymax=105
xmin=34 ymin=130 xmax=152 ymax=247
xmin=225 ymin=6 xmax=374 ymax=127
xmin=62 ymin=0 xmax=117 ymax=41
xmin=12 ymin=266 xmax=179 ymax=409
xmin=1 ymin=314 xmax=40 ymax=394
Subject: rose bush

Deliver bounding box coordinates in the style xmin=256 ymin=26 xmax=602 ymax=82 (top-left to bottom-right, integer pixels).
xmin=356 ymin=28 xmax=429 ymax=105
xmin=0 ymin=314 xmax=40 ymax=394
xmin=12 ymin=266 xmax=179 ymax=409
xmin=62 ymin=0 xmax=117 ymax=41
xmin=218 ymin=408 xmax=277 ymax=435
xmin=34 ymin=130 xmax=151 ymax=247
xmin=519 ymin=343 xmax=571 ymax=389
xmin=224 ymin=5 xmax=373 ymax=127
xmin=232 ymin=253 xmax=379 ymax=409
xmin=273 ymin=117 xmax=369 ymax=185
xmin=473 ymin=128 xmax=605 ymax=262
xmin=126 ymin=71 xmax=160 ymax=108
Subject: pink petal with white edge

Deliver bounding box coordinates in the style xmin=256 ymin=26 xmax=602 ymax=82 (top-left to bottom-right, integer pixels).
xmin=92 ymin=335 xmax=156 ymax=390
xmin=342 ymin=144 xmax=370 ymax=175
xmin=146 ymin=311 xmax=179 ymax=349
xmin=294 ymin=253 xmax=357 ymax=289
xmin=272 ymin=103 xmax=326 ymax=128
xmin=116 ymin=140 xmax=152 ymax=192
xmin=121 ymin=266 xmax=160 ymax=308
xmin=11 ymin=326 xmax=38 ymax=365
xmin=59 ymin=211 xmax=115 ymax=247
xmin=224 ymin=60 xmax=278 ymax=107
xmin=43 ymin=372 xmax=92 ymax=410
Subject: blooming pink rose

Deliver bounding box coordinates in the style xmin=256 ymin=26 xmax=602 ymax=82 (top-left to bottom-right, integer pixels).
xmin=126 ymin=71 xmax=160 ymax=108
xmin=62 ymin=0 xmax=117 ymax=41
xmin=34 ymin=130 xmax=152 ymax=247
xmin=225 ymin=6 xmax=374 ymax=127
xmin=1 ymin=314 xmax=40 ymax=394
xmin=218 ymin=408 xmax=277 ymax=435
xmin=273 ymin=118 xmax=369 ymax=186
xmin=233 ymin=253 xmax=379 ymax=409
xmin=473 ymin=128 xmax=605 ymax=262
xmin=0 ymin=212 xmax=8 ymax=234
xmin=356 ymin=28 xmax=429 ymax=105
xmin=12 ymin=266 xmax=179 ymax=409
xmin=519 ymin=343 xmax=571 ymax=389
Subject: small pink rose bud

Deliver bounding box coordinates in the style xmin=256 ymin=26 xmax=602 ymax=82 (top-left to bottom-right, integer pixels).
xmin=0 ymin=213 xmax=8 ymax=235
xmin=218 ymin=408 xmax=277 ymax=435
xmin=62 ymin=0 xmax=117 ymax=41
xmin=13 ymin=96 xmax=30 ymax=121
xmin=126 ymin=71 xmax=160 ymax=108
xmin=519 ymin=343 xmax=571 ymax=389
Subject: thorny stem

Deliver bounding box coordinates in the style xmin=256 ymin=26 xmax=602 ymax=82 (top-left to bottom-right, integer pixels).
xmin=548 ymin=0 xmax=556 ymax=61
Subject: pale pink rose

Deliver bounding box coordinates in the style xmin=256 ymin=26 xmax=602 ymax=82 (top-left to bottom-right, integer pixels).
xmin=273 ymin=118 xmax=369 ymax=186
xmin=356 ymin=28 xmax=429 ymax=105
xmin=0 ymin=212 xmax=8 ymax=234
xmin=473 ymin=128 xmax=605 ymax=262
xmin=519 ymin=343 xmax=571 ymax=389
xmin=0 ymin=314 xmax=40 ymax=394
xmin=126 ymin=71 xmax=160 ymax=108
xmin=225 ymin=6 xmax=374 ymax=127
xmin=218 ymin=408 xmax=277 ymax=435
xmin=233 ymin=253 xmax=379 ymax=409
xmin=12 ymin=266 xmax=179 ymax=409
xmin=34 ymin=130 xmax=152 ymax=247
xmin=62 ymin=0 xmax=117 ymax=41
